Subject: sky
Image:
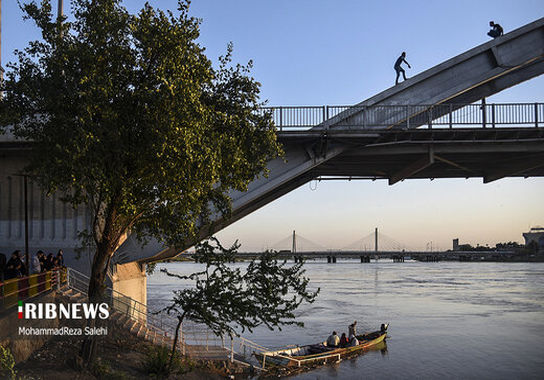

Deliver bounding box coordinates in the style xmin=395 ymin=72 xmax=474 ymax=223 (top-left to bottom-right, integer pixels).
xmin=2 ymin=0 xmax=543 ymax=251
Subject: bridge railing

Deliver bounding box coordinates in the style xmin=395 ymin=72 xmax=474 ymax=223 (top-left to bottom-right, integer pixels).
xmin=0 ymin=268 xmax=67 ymax=309
xmin=261 ymin=102 xmax=544 ymax=130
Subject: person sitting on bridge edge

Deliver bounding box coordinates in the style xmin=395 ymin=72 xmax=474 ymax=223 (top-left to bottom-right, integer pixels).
xmin=394 ymin=52 xmax=411 ymax=85
xmin=326 ymin=331 xmax=340 ymax=347
xmin=487 ymin=21 xmax=504 ymax=38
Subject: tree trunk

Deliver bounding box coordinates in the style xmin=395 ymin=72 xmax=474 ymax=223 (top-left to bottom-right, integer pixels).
xmin=80 ymin=243 xmax=113 ymax=366
xmin=169 ymin=317 xmax=183 ymax=373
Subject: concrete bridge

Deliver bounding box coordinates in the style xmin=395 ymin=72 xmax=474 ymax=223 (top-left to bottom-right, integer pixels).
xmin=1 ymin=17 xmax=544 ymax=303
xmin=232 ymin=250 xmax=518 ymax=262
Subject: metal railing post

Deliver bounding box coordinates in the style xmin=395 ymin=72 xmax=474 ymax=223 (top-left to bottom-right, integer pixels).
xmin=326 ymin=105 xmax=329 ymax=121
xmin=230 ymin=337 xmax=234 ymax=363
xmin=322 ymin=105 xmax=326 ymax=124
xmin=279 ymin=106 xmax=283 ymax=131
xmin=481 ymin=98 xmax=487 ymax=128
xmin=427 ymin=108 xmax=432 ymax=129
xmin=362 ymin=106 xmax=366 ymax=129
xmin=449 ymin=104 xmax=453 ymax=128
xmin=491 ymin=103 xmax=496 ymax=128
xmin=56 ymin=270 xmax=60 ymax=290
xmin=180 ymin=322 xmax=184 ymax=355
xmin=406 ymin=105 xmax=410 ymax=129
xmin=535 ymin=103 xmax=539 ymax=128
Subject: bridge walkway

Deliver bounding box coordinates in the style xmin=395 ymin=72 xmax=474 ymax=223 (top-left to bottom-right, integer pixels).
xmin=143 ymin=17 xmax=544 ymax=262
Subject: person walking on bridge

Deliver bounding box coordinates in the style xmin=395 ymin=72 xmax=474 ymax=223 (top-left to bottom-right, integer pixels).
xmin=487 ymin=21 xmax=504 ymax=38
xmin=394 ymin=52 xmax=411 ymax=85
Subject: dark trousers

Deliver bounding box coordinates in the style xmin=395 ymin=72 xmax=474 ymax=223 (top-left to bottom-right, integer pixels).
xmin=395 ymin=67 xmax=406 ymax=85
xmin=488 ymin=30 xmax=500 ymax=38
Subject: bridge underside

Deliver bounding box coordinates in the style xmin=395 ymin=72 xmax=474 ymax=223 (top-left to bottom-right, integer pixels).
xmin=302 ymin=127 xmax=544 ymax=184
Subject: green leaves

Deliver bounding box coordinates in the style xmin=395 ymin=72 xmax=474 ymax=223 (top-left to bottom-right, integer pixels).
xmin=162 ymin=238 xmax=319 ymax=338
xmin=0 ymin=0 xmax=281 ymax=253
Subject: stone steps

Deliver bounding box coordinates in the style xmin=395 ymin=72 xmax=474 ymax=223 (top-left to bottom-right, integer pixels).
xmin=58 ymin=286 xmax=237 ymax=361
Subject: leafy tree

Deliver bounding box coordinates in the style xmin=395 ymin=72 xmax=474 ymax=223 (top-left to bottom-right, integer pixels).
xmin=0 ymin=1 xmax=280 ymax=298
xmin=0 ymin=0 xmax=281 ymax=364
xmin=161 ymin=238 xmax=319 ymax=372
xmin=495 ymin=241 xmax=522 ymax=250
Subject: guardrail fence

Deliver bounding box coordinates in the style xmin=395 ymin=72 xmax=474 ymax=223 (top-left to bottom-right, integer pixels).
xmin=0 ymin=268 xmax=67 ymax=309
xmin=261 ymin=102 xmax=544 ymax=130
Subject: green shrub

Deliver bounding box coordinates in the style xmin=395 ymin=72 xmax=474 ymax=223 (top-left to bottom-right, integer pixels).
xmin=91 ymin=359 xmax=128 ymax=380
xmin=0 ymin=345 xmax=17 ymax=380
xmin=144 ymin=345 xmax=172 ymax=377
xmin=143 ymin=344 xmax=192 ymax=377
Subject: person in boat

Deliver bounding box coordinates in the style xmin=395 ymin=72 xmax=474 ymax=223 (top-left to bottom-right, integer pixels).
xmin=326 ymin=331 xmax=340 ymax=347
xmin=349 ymin=334 xmax=359 ymax=347
xmin=339 ymin=333 xmax=349 ymax=347
xmin=348 ymin=321 xmax=357 ymax=337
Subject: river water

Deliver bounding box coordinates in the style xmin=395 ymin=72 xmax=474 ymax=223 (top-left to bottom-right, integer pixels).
xmin=147 ymin=260 xmax=544 ymax=379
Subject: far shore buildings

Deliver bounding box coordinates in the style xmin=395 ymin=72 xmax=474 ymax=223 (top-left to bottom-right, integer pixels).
xmin=523 ymin=227 xmax=544 ymax=249
xmin=453 ymin=226 xmax=544 ymax=251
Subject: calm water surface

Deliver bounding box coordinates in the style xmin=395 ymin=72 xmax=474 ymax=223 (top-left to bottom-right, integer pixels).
xmin=148 ymin=261 xmax=544 ymax=379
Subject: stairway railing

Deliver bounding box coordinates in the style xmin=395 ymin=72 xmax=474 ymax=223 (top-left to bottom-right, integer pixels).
xmin=66 ymin=267 xmax=175 ymax=346
xmin=65 ymin=267 xmax=275 ymax=369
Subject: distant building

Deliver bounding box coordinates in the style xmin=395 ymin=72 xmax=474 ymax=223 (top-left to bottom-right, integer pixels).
xmin=452 ymin=238 xmax=459 ymax=251
xmin=523 ymin=227 xmax=544 ymax=249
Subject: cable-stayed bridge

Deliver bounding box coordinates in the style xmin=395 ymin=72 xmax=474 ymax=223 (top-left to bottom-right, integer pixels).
xmin=266 ymin=229 xmax=409 ymax=253
xmin=233 ymin=229 xmax=516 ymax=263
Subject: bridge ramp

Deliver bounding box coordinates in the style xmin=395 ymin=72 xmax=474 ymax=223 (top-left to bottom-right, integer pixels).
xmin=127 ymin=17 xmax=544 ymax=262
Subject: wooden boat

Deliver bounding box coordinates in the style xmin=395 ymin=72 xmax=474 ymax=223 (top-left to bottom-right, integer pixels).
xmin=255 ymin=324 xmax=388 ymax=368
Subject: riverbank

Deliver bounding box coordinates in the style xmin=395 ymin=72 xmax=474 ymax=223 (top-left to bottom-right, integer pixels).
xmin=14 ymin=321 xmax=234 ymax=379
